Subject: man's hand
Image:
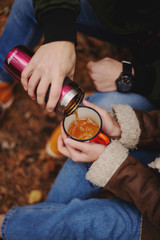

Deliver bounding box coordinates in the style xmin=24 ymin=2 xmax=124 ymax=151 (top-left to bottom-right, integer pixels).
xmin=21 ymin=41 xmax=76 ymax=112
xmin=87 ymin=57 xmax=122 ymax=92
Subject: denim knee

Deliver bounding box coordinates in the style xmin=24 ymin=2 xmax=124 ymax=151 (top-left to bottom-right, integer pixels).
xmin=1 ymin=198 xmax=141 ymax=240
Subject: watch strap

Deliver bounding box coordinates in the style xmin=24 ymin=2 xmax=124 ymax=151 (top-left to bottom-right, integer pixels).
xmin=122 ymin=60 xmax=132 ymax=75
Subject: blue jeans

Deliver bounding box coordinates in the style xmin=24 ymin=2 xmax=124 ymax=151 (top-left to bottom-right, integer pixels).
xmin=1 ymin=158 xmax=141 ymax=240
xmin=1 ymin=0 xmax=159 ymax=239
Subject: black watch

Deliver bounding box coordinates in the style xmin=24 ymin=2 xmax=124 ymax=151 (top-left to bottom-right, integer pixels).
xmin=116 ymin=61 xmax=134 ymax=93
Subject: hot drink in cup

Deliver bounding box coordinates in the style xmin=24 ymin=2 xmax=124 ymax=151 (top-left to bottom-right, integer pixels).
xmin=63 ymin=106 xmax=110 ymax=145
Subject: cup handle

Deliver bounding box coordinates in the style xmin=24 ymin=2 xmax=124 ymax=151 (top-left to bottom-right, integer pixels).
xmin=89 ymin=132 xmax=110 ymax=146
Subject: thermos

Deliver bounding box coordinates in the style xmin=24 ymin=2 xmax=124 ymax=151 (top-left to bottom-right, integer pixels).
xmin=4 ymin=45 xmax=84 ymax=117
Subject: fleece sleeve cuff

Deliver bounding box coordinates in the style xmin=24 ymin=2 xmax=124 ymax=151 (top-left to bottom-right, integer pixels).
xmin=39 ymin=8 xmax=77 ymax=44
xmin=86 ymin=140 xmax=129 ymax=187
xmin=110 ymin=104 xmax=141 ymax=149
xmin=148 ymin=157 xmax=160 ymax=172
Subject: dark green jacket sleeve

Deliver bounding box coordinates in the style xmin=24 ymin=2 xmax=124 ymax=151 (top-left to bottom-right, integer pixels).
xmin=130 ymin=33 xmax=160 ymax=107
xmin=32 ymin=0 xmax=81 ymax=44
xmin=132 ymin=61 xmax=160 ymax=107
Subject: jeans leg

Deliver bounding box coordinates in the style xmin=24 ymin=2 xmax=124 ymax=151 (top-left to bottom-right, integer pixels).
xmin=0 ymin=0 xmax=42 ymax=82
xmin=1 ymin=198 xmax=141 ymax=240
xmin=46 ymin=158 xmax=99 ymax=204
xmin=86 ymin=91 xmax=155 ymax=111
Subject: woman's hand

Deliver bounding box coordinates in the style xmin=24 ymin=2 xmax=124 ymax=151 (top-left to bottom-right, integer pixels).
xmin=58 ymin=124 xmax=106 ymax=162
xmin=21 ymin=41 xmax=76 ymax=112
xmin=87 ymin=57 xmax=122 ymax=92
xmin=83 ymin=100 xmax=121 ymax=139
xmin=58 ymin=100 xmax=121 ymax=163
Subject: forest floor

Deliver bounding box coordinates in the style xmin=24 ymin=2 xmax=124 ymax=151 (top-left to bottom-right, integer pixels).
xmin=0 ymin=0 xmax=131 ymax=213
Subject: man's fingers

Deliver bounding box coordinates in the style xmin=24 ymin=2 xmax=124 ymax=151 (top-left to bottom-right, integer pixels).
xmin=27 ymin=71 xmax=41 ymax=99
xmin=46 ymin=75 xmax=63 ymax=112
xmin=21 ymin=63 xmax=34 ymax=90
xmin=36 ymin=76 xmax=50 ymax=106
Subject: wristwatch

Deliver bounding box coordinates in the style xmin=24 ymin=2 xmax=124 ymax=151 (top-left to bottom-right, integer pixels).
xmin=116 ymin=60 xmax=134 ymax=92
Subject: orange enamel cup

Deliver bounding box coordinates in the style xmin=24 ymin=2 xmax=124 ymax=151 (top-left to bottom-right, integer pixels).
xmin=63 ymin=106 xmax=110 ymax=146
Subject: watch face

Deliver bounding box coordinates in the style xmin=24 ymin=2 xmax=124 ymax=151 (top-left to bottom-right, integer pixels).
xmin=116 ymin=75 xmax=134 ymax=93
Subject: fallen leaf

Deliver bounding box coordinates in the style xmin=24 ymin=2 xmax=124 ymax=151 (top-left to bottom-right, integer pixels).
xmin=28 ymin=190 xmax=42 ymax=204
